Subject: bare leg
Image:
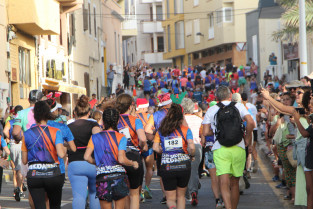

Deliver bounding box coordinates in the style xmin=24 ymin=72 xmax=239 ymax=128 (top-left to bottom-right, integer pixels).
xmin=176 ymin=187 xmax=187 ymax=209
xmin=230 ymin=177 xmax=240 ymax=209
xmin=165 ymin=190 xmax=176 ymax=209
xmin=129 ymin=188 xmax=140 ymax=209
xmin=209 ymin=168 xmax=221 ymax=199
xmin=144 ymin=154 xmax=154 ymax=187
xmin=219 ymin=174 xmax=231 ymax=209
xmin=305 ymin=171 xmax=313 ymax=209
xmin=100 ymin=200 xmax=112 ymax=209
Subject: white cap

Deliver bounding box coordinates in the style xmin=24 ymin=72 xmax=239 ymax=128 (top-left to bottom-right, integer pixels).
xmin=51 ymin=103 xmax=62 ymax=112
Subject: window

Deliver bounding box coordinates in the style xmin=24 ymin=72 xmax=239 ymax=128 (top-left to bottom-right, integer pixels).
xmin=193 ymin=19 xmax=200 ymax=44
xmin=94 ymin=7 xmax=96 ymax=37
xmin=174 ymin=0 xmax=183 ymax=14
xmin=167 ymin=25 xmax=171 ymax=52
xmin=157 ymin=36 xmax=164 ymax=52
xmin=175 ymin=21 xmax=184 ymax=49
xmin=224 ymin=8 xmax=233 ymax=22
xmin=124 ymin=0 xmax=129 ymax=14
xmin=194 ymin=0 xmax=199 ymax=6
xmin=18 ymin=47 xmax=31 ymax=98
xmin=83 ymin=7 xmax=88 ymax=31
xmin=88 ymin=3 xmax=91 ymax=34
xmin=156 ymin=6 xmax=163 ymax=21
xmin=166 ymin=0 xmax=170 ymax=18
xmin=150 ymin=7 xmax=153 ymax=21
xmin=185 ymin=21 xmax=192 ymax=37
xmin=216 ymin=9 xmax=223 ymax=24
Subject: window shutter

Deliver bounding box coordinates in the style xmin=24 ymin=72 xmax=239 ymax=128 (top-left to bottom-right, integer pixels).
xmin=83 ymin=8 xmax=88 ymax=31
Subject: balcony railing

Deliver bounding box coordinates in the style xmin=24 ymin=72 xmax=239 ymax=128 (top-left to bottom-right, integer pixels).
xmin=143 ymin=52 xmax=172 ymax=64
xmin=142 ymin=21 xmax=163 ymax=33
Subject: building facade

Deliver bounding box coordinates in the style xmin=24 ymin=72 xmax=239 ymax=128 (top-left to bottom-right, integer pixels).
xmin=162 ymin=0 xmax=187 ymax=70
xmin=184 ymin=0 xmax=258 ymax=67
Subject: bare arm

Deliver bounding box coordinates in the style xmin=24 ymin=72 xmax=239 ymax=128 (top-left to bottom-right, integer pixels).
xmin=187 ymin=139 xmax=195 ymax=156
xmin=145 ymin=123 xmax=154 ymax=135
xmin=84 ymin=147 xmax=96 ymax=164
xmin=244 ymin=114 xmax=255 ymax=146
xmin=3 ymin=123 xmax=10 ymax=140
xmin=92 ymin=126 xmax=102 ymax=135
xmin=22 ymin=151 xmax=28 ymax=165
xmin=293 ymin=111 xmax=310 ymax=138
xmin=2 ymin=146 xmax=10 ymax=157
xmin=203 ymin=124 xmax=214 ymax=136
xmin=118 ymin=150 xmax=138 ymax=169
xmin=56 ymin=143 xmax=66 ymax=159
xmin=153 ymin=142 xmax=162 ymax=154
xmin=261 ymin=89 xmax=295 ymax=115
xmin=67 ymin=140 xmax=76 ymax=152
xmin=137 ymin=129 xmax=148 ymax=152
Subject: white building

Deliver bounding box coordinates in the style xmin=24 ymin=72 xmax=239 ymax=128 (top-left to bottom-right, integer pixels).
xmin=122 ymin=0 xmax=171 ymax=68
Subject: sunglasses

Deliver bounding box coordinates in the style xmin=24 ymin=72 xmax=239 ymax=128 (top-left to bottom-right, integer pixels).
xmin=297 ymin=91 xmax=304 ymax=95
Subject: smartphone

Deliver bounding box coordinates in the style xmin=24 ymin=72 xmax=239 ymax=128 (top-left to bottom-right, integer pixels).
xmin=295 ymin=108 xmax=306 ymax=115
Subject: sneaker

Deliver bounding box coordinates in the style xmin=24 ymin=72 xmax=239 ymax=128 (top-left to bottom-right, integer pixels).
xmin=22 ymin=183 xmax=27 ymax=192
xmin=143 ymin=185 xmax=152 ymax=199
xmin=216 ymin=200 xmax=223 ymax=209
xmin=252 ymin=161 xmax=258 ymax=173
xmin=243 ymin=175 xmax=250 ymax=189
xmin=191 ymin=192 xmax=198 ymax=206
xmin=14 ymin=187 xmax=21 ymax=202
xmin=140 ymin=191 xmax=145 ymax=203
xmin=20 ymin=192 xmax=25 ymax=198
xmin=276 ymin=183 xmax=287 ymax=189
xmin=272 ymin=175 xmax=280 ymax=182
xmin=160 ymin=196 xmax=167 ymax=204
xmin=246 ymin=172 xmax=251 ymax=179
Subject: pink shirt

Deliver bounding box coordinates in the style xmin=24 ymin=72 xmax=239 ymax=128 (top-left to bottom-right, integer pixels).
xmin=180 ymin=77 xmax=188 ymax=87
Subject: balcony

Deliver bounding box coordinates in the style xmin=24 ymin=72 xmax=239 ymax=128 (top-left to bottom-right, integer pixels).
xmin=141 ymin=0 xmax=163 ymax=3
xmin=7 ymin=0 xmax=60 ymax=35
xmin=144 ymin=52 xmax=172 ymax=64
xmin=57 ymin=0 xmax=83 ymax=13
xmin=142 ymin=21 xmax=163 ymax=33
xmin=122 ymin=16 xmax=137 ymax=39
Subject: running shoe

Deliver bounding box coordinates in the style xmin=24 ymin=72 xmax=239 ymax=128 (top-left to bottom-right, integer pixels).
xmin=20 ymin=192 xmax=25 ymax=198
xmin=276 ymin=183 xmax=287 ymax=189
xmin=140 ymin=191 xmax=145 ymax=203
xmin=252 ymin=160 xmax=258 ymax=173
xmin=272 ymin=175 xmax=280 ymax=182
xmin=191 ymin=192 xmax=198 ymax=206
xmin=243 ymin=175 xmax=250 ymax=189
xmin=143 ymin=185 xmax=152 ymax=199
xmin=22 ymin=183 xmax=27 ymax=192
xmin=216 ymin=200 xmax=223 ymax=209
xmin=160 ymin=196 xmax=167 ymax=204
xmin=14 ymin=187 xmax=21 ymax=202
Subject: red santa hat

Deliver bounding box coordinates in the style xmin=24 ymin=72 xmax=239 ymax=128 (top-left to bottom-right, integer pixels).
xmin=158 ymin=93 xmax=172 ymax=107
xmin=136 ymin=98 xmax=149 ymax=110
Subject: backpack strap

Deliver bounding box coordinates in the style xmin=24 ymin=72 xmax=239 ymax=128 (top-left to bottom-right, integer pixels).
xmin=217 ymin=102 xmax=224 ymax=109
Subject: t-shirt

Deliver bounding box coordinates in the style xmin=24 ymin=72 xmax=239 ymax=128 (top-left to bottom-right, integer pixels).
xmin=22 ymin=125 xmax=63 ymax=164
xmin=193 ymin=91 xmax=203 ymax=103
xmin=250 ymin=93 xmax=258 ymax=105
xmin=185 ymin=115 xmax=203 ymax=144
xmin=180 ymin=77 xmax=188 ymax=87
xmin=13 ymin=107 xmax=36 ymax=132
xmin=245 ymin=103 xmax=258 ymax=130
xmin=143 ymin=80 xmax=151 ymax=91
xmin=200 ymin=70 xmax=207 ymax=79
xmin=47 ymin=120 xmax=74 ymax=173
xmin=87 ymin=131 xmax=127 ymax=175
xmin=68 ymin=119 xmax=99 ymax=163
xmin=202 ymin=101 xmax=250 ymax=150
xmin=147 ymin=108 xmax=169 ymax=131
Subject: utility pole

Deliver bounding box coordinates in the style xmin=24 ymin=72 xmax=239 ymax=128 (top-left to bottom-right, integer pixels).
xmin=299 ymin=0 xmax=308 ymax=78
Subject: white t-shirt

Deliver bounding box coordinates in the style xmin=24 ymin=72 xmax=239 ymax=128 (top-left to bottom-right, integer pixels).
xmin=200 ymin=70 xmax=207 ymax=79
xmin=202 ymin=101 xmax=250 ymax=150
xmin=185 ymin=114 xmax=203 ymax=145
xmin=250 ymin=93 xmax=258 ymax=105
xmin=245 ymin=103 xmax=258 ymax=130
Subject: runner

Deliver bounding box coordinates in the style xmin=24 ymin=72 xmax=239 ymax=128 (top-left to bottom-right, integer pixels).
xmin=145 ymin=93 xmax=173 ymax=204
xmin=116 ymin=94 xmax=147 ymax=209
xmin=21 ymin=101 xmax=66 ymax=209
xmin=67 ymin=95 xmax=102 ymax=209
xmin=135 ymin=98 xmax=154 ymax=201
xmin=202 ymin=86 xmax=254 ymax=209
xmin=153 ymin=103 xmax=195 ymax=209
xmin=84 ymin=106 xmax=139 ymax=209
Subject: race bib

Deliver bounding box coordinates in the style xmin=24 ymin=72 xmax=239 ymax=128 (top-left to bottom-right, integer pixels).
xmin=119 ymin=127 xmax=131 ymax=141
xmin=164 ymin=136 xmax=183 ymax=151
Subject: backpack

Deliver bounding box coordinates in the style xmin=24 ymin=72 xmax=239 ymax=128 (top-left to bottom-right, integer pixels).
xmin=214 ymin=102 xmax=244 ymax=147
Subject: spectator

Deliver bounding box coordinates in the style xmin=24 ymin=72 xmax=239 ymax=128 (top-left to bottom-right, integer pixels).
xmin=107 ymin=64 xmax=116 ymax=95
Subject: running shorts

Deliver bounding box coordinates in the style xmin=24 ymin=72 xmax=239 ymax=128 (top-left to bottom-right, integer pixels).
xmin=123 ymin=151 xmax=144 ymax=189
xmin=213 ymin=146 xmax=246 ymax=177
xmin=161 ymin=169 xmax=191 ymax=191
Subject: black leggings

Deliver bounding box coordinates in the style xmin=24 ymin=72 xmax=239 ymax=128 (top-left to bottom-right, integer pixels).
xmin=27 ymin=174 xmax=65 ymax=209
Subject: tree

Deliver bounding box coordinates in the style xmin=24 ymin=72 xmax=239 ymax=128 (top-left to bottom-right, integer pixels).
xmin=273 ymin=0 xmax=313 ymax=40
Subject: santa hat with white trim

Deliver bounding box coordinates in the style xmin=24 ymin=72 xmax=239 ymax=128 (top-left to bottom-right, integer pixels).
xmin=158 ymin=93 xmax=172 ymax=107
xmin=136 ymin=98 xmax=149 ymax=110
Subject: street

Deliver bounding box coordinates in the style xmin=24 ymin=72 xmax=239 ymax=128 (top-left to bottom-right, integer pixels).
xmin=0 ymin=150 xmax=303 ymax=209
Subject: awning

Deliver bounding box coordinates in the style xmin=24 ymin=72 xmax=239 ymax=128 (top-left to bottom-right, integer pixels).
xmin=42 ymin=78 xmax=86 ymax=95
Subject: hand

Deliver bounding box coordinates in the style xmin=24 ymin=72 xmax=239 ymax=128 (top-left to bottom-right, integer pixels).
xmin=190 ymin=156 xmax=195 ymax=161
xmin=293 ymin=111 xmax=300 ymax=122
xmin=132 ymin=161 xmax=139 ymax=170
xmin=261 ymin=88 xmax=270 ymax=100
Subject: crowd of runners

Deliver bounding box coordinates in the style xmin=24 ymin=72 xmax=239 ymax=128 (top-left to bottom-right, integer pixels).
xmin=0 ymin=63 xmax=312 ymax=209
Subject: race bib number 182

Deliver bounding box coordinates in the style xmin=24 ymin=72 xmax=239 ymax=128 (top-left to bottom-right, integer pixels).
xmin=164 ymin=136 xmax=183 ymax=151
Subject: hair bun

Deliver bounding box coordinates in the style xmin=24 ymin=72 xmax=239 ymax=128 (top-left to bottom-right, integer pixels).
xmin=77 ymin=95 xmax=89 ymax=108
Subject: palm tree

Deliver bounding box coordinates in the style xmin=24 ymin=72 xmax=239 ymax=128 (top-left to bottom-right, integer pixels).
xmin=273 ymin=0 xmax=313 ymax=40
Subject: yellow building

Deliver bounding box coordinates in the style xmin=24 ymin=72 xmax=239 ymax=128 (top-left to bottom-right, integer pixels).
xmin=6 ymin=0 xmax=60 ymax=107
xmin=184 ymin=0 xmax=258 ymax=67
xmin=162 ymin=0 xmax=188 ymax=70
